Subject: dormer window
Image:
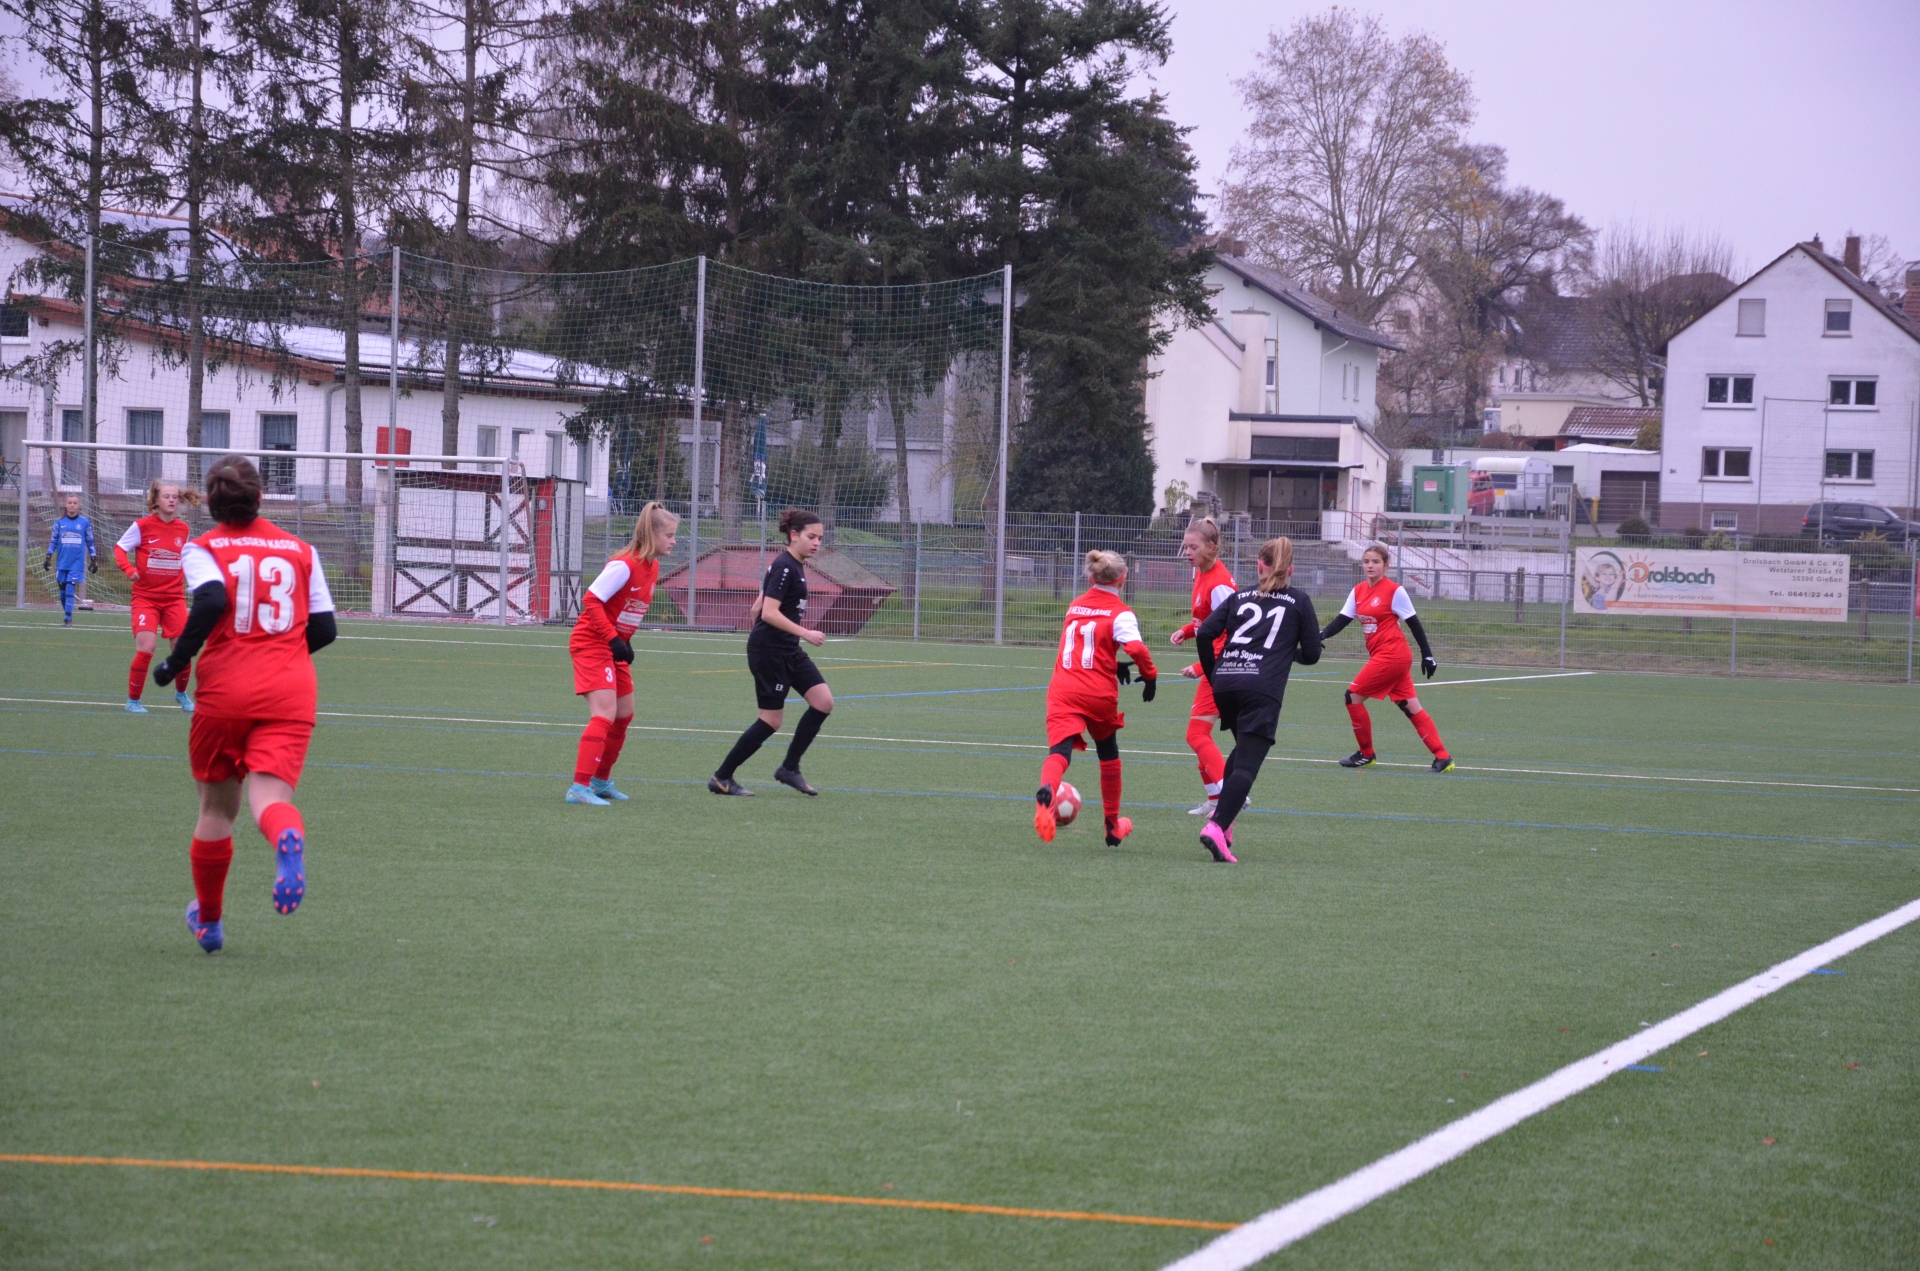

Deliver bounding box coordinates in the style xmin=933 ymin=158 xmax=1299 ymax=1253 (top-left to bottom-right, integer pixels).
xmin=1825 ymin=299 xmax=1852 ymax=335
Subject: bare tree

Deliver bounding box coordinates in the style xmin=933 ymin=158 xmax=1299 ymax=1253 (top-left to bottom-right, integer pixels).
xmin=1833 ymin=230 xmax=1909 ymax=299
xmin=1589 ymin=225 xmax=1738 ymax=407
xmin=1219 ymin=9 xmax=1473 ymax=321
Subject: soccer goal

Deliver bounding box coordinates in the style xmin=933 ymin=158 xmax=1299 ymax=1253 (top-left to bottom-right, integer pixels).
xmin=14 ymin=440 xmax=586 ymax=624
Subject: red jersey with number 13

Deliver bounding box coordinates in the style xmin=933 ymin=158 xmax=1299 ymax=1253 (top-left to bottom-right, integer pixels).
xmin=180 ymin=517 xmax=336 ymax=721
xmin=1049 ymin=586 xmax=1156 ymax=709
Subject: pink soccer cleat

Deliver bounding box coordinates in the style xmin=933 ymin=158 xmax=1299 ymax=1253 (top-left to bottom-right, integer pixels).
xmin=1199 ymin=821 xmax=1238 ymax=864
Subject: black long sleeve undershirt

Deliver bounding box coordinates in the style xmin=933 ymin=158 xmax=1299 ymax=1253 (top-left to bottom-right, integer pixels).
xmin=155 ymin=585 xmax=337 ymax=684
xmin=1320 ymin=613 xmax=1352 ymax=641
xmin=1405 ymin=614 xmax=1435 ymax=661
xmin=306 ymin=610 xmax=337 ymax=654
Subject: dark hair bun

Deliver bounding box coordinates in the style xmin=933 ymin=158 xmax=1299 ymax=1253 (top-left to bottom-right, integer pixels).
xmin=778 ymin=507 xmax=821 ymax=537
xmin=205 ymin=455 xmax=263 ymax=526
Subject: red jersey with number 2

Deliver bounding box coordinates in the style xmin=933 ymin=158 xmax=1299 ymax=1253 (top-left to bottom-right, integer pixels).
xmin=114 ymin=514 xmax=192 ymax=599
xmin=180 ymin=517 xmax=336 ymax=721
xmin=1341 ymin=576 xmax=1419 ymax=660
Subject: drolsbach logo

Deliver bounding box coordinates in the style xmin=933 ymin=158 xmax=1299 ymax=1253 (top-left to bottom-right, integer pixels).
xmin=1629 ymin=561 xmax=1716 ymax=588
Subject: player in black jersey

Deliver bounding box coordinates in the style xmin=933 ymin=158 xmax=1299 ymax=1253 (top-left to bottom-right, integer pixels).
xmin=1193 ymin=537 xmax=1322 ymax=863
xmin=709 ymin=508 xmax=835 ymax=796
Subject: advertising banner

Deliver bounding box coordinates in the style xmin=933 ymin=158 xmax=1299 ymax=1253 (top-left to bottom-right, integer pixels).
xmin=1573 ymin=548 xmax=1850 ymax=622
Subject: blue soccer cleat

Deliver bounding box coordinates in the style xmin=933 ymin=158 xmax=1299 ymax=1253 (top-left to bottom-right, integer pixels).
xmin=125 ymin=699 xmax=149 ymax=714
xmin=588 ymin=777 xmax=628 ymax=801
xmin=185 ymin=900 xmax=223 ymax=953
xmin=271 ymin=826 xmax=305 ymax=915
xmin=175 ymin=689 xmax=194 ymax=713
xmin=565 ymin=782 xmax=610 ymax=806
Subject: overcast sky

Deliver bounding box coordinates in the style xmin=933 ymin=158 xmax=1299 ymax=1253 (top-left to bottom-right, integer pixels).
xmin=1146 ymin=0 xmax=1920 ymax=277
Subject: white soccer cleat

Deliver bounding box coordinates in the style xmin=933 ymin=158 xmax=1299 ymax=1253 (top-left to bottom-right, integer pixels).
xmin=1187 ymin=797 xmax=1218 ymax=816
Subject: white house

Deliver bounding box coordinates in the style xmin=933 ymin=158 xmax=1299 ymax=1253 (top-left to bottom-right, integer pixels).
xmin=1661 ymin=240 xmax=1920 ymax=534
xmin=1144 ymin=254 xmax=1397 ymax=536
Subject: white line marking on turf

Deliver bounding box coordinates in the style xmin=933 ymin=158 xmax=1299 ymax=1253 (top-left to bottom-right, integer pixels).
xmin=1414 ymin=671 xmax=1597 ymax=687
xmin=3 ymin=696 xmax=1915 ymax=796
xmin=1161 ymin=893 xmax=1920 ymax=1271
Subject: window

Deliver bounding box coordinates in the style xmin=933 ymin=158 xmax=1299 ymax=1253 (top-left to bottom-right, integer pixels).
xmin=1710 ymin=510 xmax=1740 ymax=531
xmin=59 ymin=407 xmax=84 ymax=487
xmin=511 ymin=428 xmax=533 ymax=459
xmin=199 ymin=410 xmax=230 ymax=452
xmin=1264 ymin=357 xmax=1276 ymax=389
xmin=546 ymin=431 xmax=565 ymax=478
xmin=1829 ymin=377 xmax=1877 ymax=407
xmin=1706 ymin=374 xmax=1754 ymax=405
xmin=260 ymin=412 xmax=297 ymax=494
xmin=1825 ymin=299 xmax=1852 ymax=334
xmin=0 ymin=303 xmax=26 ymax=340
xmin=476 ymin=425 xmax=499 ymax=458
xmin=1249 ymin=435 xmax=1340 ymax=462
xmin=1824 ymin=450 xmax=1874 ymax=481
xmin=126 ymin=409 xmax=163 ymax=489
xmin=1735 ymin=298 xmax=1765 ymax=336
xmin=1702 ymin=447 xmax=1751 ymax=479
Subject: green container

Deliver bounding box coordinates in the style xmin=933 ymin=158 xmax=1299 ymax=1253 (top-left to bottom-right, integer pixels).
xmin=1411 ymin=464 xmax=1468 ymax=514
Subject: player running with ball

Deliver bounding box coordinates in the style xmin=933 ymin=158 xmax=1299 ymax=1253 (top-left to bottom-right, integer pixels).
xmin=151 ymin=457 xmax=337 ymax=954
xmin=1167 ymin=516 xmax=1236 ymax=817
xmin=115 ymin=479 xmax=200 ymax=714
xmin=1320 ymin=542 xmax=1455 ymax=773
xmin=1193 ymin=537 xmax=1321 ymax=863
xmin=1034 ymin=550 xmax=1157 ymax=846
xmin=565 ymin=501 xmax=677 ymax=805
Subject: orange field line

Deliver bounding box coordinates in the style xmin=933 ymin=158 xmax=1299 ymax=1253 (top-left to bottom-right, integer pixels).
xmin=0 ymin=1153 xmax=1236 ymax=1231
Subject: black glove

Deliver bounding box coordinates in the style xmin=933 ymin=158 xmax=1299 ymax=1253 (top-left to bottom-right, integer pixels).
xmin=88 ymin=556 xmax=98 ymax=574
xmin=1140 ymin=677 xmax=1157 ymax=703
xmin=1114 ymin=660 xmax=1134 ymax=685
xmin=608 ymin=636 xmax=634 ymax=664
xmin=41 ymin=554 xmax=51 ymax=571
xmin=153 ymin=658 xmax=179 ymax=687
xmin=1421 ymin=655 xmax=1437 ymax=679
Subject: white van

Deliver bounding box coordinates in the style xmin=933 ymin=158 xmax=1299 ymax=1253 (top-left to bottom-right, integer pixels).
xmin=1468 ymin=455 xmax=1553 ymax=516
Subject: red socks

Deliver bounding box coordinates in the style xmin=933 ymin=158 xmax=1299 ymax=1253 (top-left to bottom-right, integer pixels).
xmin=1410 ymin=709 xmax=1449 ymax=760
xmin=129 ymin=651 xmax=151 ymax=700
xmin=1186 ymin=717 xmax=1225 ymax=792
xmin=1346 ymin=702 xmax=1374 ymax=756
xmin=595 ymin=716 xmax=631 ymax=781
xmin=258 ymin=801 xmax=304 ymax=850
xmin=1039 ymin=751 xmax=1070 ymax=796
xmin=1098 ymin=758 xmax=1123 ymax=820
xmin=189 ymin=836 xmax=233 ymax=923
xmin=573 ymin=716 xmax=611 ymax=785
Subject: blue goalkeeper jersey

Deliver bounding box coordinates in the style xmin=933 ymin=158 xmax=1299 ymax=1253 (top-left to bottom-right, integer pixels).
xmin=50 ymin=514 xmax=96 ymax=575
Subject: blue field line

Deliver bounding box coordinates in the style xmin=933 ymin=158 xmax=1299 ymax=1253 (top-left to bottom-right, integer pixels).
xmin=3 ymin=745 xmax=1911 ymax=850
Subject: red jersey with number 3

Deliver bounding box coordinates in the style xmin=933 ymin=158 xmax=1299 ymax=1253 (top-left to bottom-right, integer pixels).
xmin=180 ymin=517 xmax=336 ymax=721
xmin=114 ymin=514 xmax=192 ymax=600
xmin=1048 ymin=586 xmax=1149 ymax=709
xmin=1340 ymin=576 xmax=1418 ymax=660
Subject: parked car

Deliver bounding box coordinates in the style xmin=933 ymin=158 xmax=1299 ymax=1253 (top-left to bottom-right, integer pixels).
xmin=1801 ymin=502 xmax=1920 ymax=541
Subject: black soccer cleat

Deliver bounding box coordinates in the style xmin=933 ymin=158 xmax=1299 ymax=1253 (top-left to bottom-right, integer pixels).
xmin=772 ymin=765 xmax=819 ymax=796
xmin=708 ymin=774 xmax=754 ymax=797
xmin=1338 ymin=751 xmax=1376 ymax=768
xmin=1429 ymin=757 xmax=1456 ymax=774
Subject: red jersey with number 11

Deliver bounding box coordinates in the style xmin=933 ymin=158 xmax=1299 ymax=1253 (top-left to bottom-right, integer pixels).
xmin=1048 ymin=585 xmax=1156 ymax=709
xmin=180 ymin=517 xmax=336 ymax=721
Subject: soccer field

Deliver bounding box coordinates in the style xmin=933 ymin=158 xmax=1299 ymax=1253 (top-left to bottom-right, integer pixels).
xmin=2 ymin=612 xmax=1917 ymax=1269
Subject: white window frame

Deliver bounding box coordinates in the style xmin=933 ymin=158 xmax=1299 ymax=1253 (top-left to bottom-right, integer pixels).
xmin=1823 ymin=450 xmax=1875 ymax=483
xmin=199 ymin=409 xmax=231 ymax=452
xmin=510 ymin=428 xmax=533 ymax=460
xmin=476 ymin=425 xmax=499 ymax=458
xmin=1705 ymin=373 xmax=1756 ymax=408
xmin=1701 ymin=446 xmax=1752 ymax=482
xmin=545 ymin=430 xmax=565 ymax=478
xmin=1824 ymin=298 xmax=1852 ymax=336
xmin=1709 ymin=509 xmax=1740 ymax=531
xmin=1828 ymin=377 xmax=1878 ymax=410
xmin=1735 ymin=298 xmax=1765 ymax=337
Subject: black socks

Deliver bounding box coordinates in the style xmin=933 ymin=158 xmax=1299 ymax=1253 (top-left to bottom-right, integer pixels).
xmin=717 ymin=719 xmax=778 ymax=780
xmin=783 ymin=707 xmax=829 ymax=771
xmin=1211 ymin=736 xmax=1272 ymax=830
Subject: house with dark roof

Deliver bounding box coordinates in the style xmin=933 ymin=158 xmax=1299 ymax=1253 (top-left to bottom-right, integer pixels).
xmin=1660 ymin=238 xmax=1920 ymax=534
xmin=1143 ymin=254 xmax=1398 ymax=536
xmin=1557 ymin=404 xmax=1659 ymax=447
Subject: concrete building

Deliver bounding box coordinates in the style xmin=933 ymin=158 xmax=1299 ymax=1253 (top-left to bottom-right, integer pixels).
xmin=1660 ymin=239 xmax=1920 ymax=534
xmin=1144 ymin=254 xmax=1397 ymax=536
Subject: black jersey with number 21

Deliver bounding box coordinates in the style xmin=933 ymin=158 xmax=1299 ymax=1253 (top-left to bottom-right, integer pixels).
xmin=1195 ymin=586 xmax=1322 ymax=702
xmin=752 ymin=549 xmax=809 ymax=649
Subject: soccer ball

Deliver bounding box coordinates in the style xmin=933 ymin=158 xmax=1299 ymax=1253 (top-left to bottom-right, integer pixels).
xmin=1052 ymin=781 xmax=1081 ymax=826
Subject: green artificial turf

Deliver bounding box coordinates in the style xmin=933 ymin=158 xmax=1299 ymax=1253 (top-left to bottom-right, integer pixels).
xmin=1 ymin=611 xmax=1916 ymax=1269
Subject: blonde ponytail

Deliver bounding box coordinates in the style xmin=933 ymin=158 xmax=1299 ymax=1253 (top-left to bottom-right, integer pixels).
xmin=1255 ymin=537 xmax=1294 ymax=593
xmin=623 ymin=501 xmax=680 ymax=562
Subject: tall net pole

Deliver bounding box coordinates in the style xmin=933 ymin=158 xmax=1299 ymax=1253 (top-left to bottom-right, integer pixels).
xmin=389 ymin=246 xmax=400 ymax=487
xmin=690 ymin=255 xmax=706 ymax=626
xmin=994 ymin=264 xmax=1011 ymax=645
xmin=82 ymin=233 xmax=95 ymax=491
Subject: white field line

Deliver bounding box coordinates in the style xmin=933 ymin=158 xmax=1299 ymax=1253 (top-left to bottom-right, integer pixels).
xmin=1 ymin=696 xmax=1915 ymax=796
xmin=1413 ymin=671 xmax=1596 ymax=687
xmin=1163 ymin=892 xmax=1920 ymax=1271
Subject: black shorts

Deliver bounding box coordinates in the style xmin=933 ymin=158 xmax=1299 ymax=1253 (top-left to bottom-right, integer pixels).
xmin=1213 ymin=687 xmax=1283 ymax=745
xmin=747 ymin=637 xmax=826 ymax=711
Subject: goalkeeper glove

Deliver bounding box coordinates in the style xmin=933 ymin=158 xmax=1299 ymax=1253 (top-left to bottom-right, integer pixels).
xmin=88 ymin=556 xmax=98 ymax=574
xmin=1114 ymin=660 xmax=1133 ymax=685
xmin=1140 ymin=676 xmax=1156 ymax=703
xmin=153 ymin=659 xmax=179 ymax=687
xmin=609 ymin=636 xmax=635 ymax=664
xmin=41 ymin=554 xmax=51 ymax=571
xmin=1421 ymin=655 xmax=1437 ymax=679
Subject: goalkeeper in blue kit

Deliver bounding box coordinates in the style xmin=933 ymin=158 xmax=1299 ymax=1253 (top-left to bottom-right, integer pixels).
xmin=43 ymin=493 xmax=97 ymax=625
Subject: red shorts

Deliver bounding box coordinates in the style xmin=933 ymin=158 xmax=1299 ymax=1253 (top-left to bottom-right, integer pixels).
xmin=189 ymin=715 xmax=314 ymax=786
xmin=1046 ymin=698 xmax=1124 ymax=750
xmin=1189 ymin=672 xmax=1218 ymax=718
xmin=132 ymin=595 xmax=186 ymax=639
xmin=1349 ymin=653 xmax=1416 ymax=702
xmin=572 ymin=649 xmax=633 ymax=697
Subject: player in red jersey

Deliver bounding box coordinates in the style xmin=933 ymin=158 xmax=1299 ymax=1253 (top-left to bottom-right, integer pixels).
xmin=150 ymin=457 xmax=338 ymax=953
xmin=115 ymin=479 xmax=201 ymax=714
xmin=566 ymin=500 xmax=678 ymax=805
xmin=1034 ymin=550 xmax=1158 ymax=846
xmin=1319 ymin=542 xmax=1454 ymax=773
xmin=1167 ymin=516 xmax=1236 ymax=817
